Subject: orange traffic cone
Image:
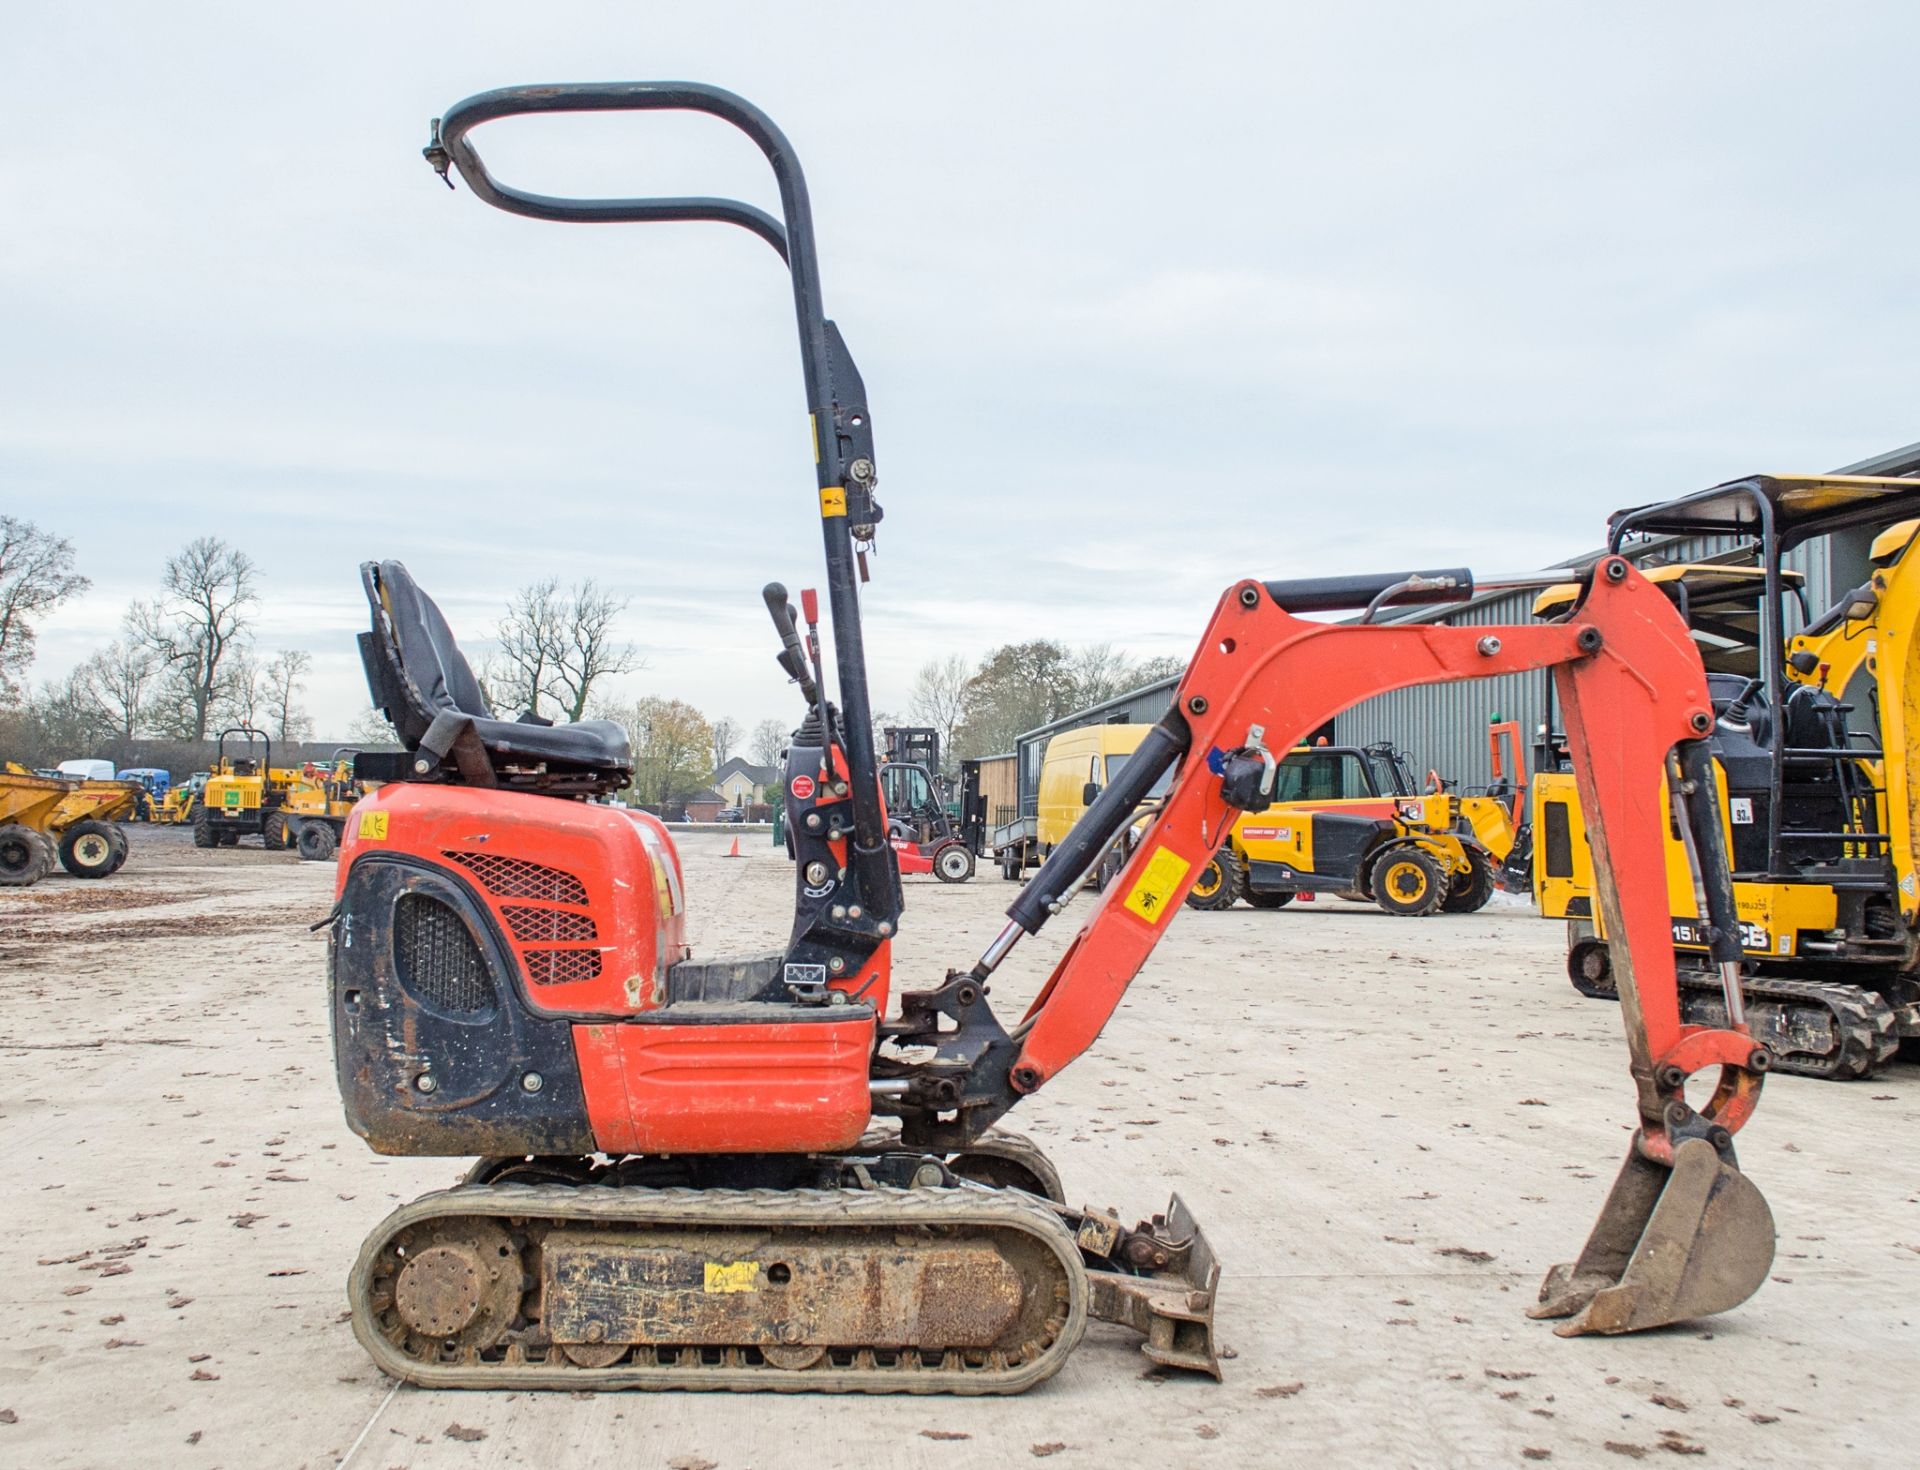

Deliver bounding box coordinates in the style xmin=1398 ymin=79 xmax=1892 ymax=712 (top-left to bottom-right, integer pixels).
xmin=724 ymin=836 xmax=743 ymax=858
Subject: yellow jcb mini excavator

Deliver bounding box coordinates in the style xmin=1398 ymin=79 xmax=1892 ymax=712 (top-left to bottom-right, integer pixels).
xmin=326 ymin=81 xmax=1781 ymax=1395
xmin=1533 ymin=475 xmax=1920 ymax=1079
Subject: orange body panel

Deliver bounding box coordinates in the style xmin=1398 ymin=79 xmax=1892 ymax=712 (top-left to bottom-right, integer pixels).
xmin=339 ymin=782 xmax=689 ymax=1016
xmin=573 ymin=1016 xmax=874 ymax=1153
xmin=338 ymin=781 xmax=878 ymax=1154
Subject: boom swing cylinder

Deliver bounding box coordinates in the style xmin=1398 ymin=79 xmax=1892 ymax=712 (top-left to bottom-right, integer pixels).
xmin=331 ymin=79 xmax=1775 ymax=1399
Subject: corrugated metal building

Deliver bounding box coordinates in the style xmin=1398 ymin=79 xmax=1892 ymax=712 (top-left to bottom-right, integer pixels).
xmin=1019 ymin=442 xmax=1920 ymax=795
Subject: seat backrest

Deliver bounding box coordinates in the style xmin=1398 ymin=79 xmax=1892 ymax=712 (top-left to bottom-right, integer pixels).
xmin=1783 ymin=684 xmax=1845 ymax=755
xmin=359 ymin=561 xmax=494 ymax=744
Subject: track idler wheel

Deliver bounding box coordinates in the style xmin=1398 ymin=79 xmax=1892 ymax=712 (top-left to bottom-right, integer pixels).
xmin=1530 ymin=1136 xmax=1775 ymax=1336
xmin=369 ymin=1217 xmax=525 ymax=1360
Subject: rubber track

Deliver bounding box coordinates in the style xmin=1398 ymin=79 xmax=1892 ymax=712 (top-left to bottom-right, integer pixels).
xmin=1678 ymin=974 xmax=1899 ymax=1081
xmin=349 ymin=1182 xmax=1088 ymax=1394
xmin=1577 ymin=967 xmax=1898 ymax=1080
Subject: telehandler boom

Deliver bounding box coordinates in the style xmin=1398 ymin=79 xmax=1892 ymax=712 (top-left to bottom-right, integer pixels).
xmin=329 ymin=81 xmax=1778 ymax=1394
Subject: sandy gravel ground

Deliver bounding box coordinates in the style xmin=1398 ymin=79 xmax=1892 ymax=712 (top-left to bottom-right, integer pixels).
xmin=3 ymin=824 xmax=1918 ymax=1468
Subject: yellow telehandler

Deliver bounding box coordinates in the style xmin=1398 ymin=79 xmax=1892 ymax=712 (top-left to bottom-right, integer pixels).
xmin=1185 ymin=733 xmax=1522 ymax=915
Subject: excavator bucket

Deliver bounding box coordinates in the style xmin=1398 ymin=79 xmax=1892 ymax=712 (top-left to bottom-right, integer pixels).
xmin=1531 ymin=1137 xmax=1775 ymax=1336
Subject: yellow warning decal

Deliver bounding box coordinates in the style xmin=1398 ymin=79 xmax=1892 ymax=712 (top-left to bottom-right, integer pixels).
xmin=704 ymin=1261 xmax=759 ymax=1294
xmin=820 ymin=485 xmax=847 ymax=518
xmin=357 ymin=811 xmax=390 ymax=841
xmin=1122 ymin=846 xmax=1191 ymax=924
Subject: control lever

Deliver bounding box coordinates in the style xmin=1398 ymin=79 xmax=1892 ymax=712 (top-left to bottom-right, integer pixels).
xmin=800 ymin=589 xmax=826 ymax=687
xmin=798 ymin=587 xmax=835 ymax=766
xmin=763 ymin=582 xmax=821 ymax=705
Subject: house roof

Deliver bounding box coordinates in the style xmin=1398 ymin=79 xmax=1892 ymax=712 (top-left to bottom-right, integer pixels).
xmin=685 ymin=788 xmax=725 ymax=804
xmin=714 ymin=757 xmax=779 ymax=786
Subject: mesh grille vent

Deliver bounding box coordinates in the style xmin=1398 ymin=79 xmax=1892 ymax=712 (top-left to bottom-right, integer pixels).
xmin=522 ymin=948 xmax=604 ymax=986
xmin=501 ymin=905 xmax=598 ymax=943
xmin=394 ymin=893 xmax=493 ymax=1014
xmin=442 ymin=850 xmax=587 ymax=904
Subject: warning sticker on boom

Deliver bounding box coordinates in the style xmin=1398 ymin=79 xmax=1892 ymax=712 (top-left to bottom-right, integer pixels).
xmin=704 ymin=1262 xmax=759 ymax=1294
xmin=1123 ymin=846 xmax=1192 ymax=924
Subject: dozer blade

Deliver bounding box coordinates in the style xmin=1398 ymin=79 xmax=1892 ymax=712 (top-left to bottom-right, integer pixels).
xmin=1084 ymin=1194 xmax=1223 ymax=1378
xmin=1531 ymin=1137 xmax=1775 ymax=1337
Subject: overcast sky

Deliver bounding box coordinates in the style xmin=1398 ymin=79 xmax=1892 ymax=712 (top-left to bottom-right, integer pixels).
xmin=5 ymin=4 xmax=1916 ymax=738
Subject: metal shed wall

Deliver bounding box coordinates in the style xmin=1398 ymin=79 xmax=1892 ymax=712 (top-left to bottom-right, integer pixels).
xmin=1329 ymin=532 xmax=1839 ymax=789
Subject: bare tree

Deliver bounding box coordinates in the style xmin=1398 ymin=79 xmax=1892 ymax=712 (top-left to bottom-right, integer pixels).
xmin=493 ymin=578 xmax=641 ymax=721
xmin=1065 ymin=642 xmax=1141 ymax=709
xmin=489 ymin=578 xmax=561 ymax=718
xmin=127 ymin=536 xmax=258 ymax=739
xmin=218 ymin=646 xmax=264 ymax=732
xmin=0 ymin=516 xmax=89 ymax=700
xmin=546 ymin=579 xmax=641 ymax=721
xmin=345 ymin=705 xmax=399 ymax=747
xmin=76 ymin=638 xmax=158 ymax=738
xmin=711 ymin=716 xmax=742 ymax=770
xmin=263 ymin=649 xmax=314 ymax=741
xmin=34 ymin=668 xmax=114 ymax=752
xmin=908 ymin=653 xmax=970 ymax=774
xmin=750 ymin=717 xmax=788 ymax=768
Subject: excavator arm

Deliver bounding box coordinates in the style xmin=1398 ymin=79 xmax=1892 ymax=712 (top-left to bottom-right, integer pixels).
xmin=883 ymin=556 xmax=1776 ymax=1338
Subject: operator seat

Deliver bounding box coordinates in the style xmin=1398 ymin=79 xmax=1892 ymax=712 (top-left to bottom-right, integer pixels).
xmin=356 ymin=560 xmax=632 ymax=794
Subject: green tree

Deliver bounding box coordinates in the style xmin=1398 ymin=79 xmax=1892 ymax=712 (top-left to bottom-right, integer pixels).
xmin=604 ymin=696 xmax=714 ymax=810
xmin=952 ymin=641 xmax=1077 ymax=758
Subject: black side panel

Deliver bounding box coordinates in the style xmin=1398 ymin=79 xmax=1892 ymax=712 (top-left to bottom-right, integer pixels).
xmin=330 ymin=854 xmax=593 ymax=1156
xmin=1543 ymin=801 xmax=1574 ymax=880
xmin=1309 ymin=814 xmax=1389 ymax=882
xmin=1247 ymin=859 xmax=1349 ymax=894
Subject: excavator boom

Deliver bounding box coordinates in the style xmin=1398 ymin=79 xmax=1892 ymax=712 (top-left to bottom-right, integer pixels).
xmin=883 ymin=556 xmax=1776 ymax=1340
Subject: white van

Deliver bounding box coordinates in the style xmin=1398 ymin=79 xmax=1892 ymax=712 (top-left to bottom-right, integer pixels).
xmin=56 ymin=759 xmax=117 ymax=782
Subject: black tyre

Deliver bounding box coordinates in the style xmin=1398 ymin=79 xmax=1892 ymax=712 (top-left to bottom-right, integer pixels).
xmin=1568 ymin=939 xmax=1617 ymax=999
xmin=296 ymin=821 xmax=339 ymax=861
xmin=263 ymin=811 xmax=290 ymax=850
xmin=1441 ymin=848 xmax=1496 ymax=914
xmin=192 ymin=807 xmax=216 ymax=849
xmin=1184 ymin=849 xmax=1243 ymax=910
xmin=1370 ymin=847 xmax=1447 ymax=916
xmin=0 ymin=823 xmax=54 ymax=886
xmin=57 ymin=819 xmax=119 ymax=879
xmin=105 ymin=824 xmax=131 ymax=873
xmin=1245 ymin=888 xmax=1295 ymax=910
xmin=1090 ymin=844 xmax=1125 ymax=893
xmin=1000 ymin=846 xmax=1024 ymax=881
xmin=933 ymin=842 xmax=974 ymax=883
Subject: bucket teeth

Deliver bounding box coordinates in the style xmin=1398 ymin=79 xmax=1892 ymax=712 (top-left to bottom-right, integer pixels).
xmin=1532 ymin=1137 xmax=1775 ymax=1336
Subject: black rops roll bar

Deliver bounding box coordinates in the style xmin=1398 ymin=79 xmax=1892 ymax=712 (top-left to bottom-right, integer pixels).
xmin=426 ymin=83 xmax=900 ymax=925
xmin=1611 ymin=483 xmax=1788 ymax=878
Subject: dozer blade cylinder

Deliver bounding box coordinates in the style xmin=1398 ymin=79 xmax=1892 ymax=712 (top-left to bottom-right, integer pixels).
xmin=1530 ymin=1138 xmax=1775 ymax=1336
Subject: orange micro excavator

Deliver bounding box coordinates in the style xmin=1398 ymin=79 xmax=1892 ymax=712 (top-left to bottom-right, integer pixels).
xmin=328 ymin=81 xmax=1779 ymax=1393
